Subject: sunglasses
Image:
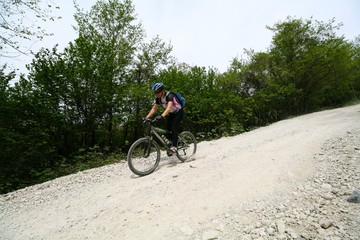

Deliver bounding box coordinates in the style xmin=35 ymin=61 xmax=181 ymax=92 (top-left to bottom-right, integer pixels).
xmin=154 ymin=90 xmax=162 ymax=94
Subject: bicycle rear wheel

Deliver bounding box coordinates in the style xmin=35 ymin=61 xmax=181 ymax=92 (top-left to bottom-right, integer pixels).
xmin=127 ymin=138 xmax=160 ymax=176
xmin=176 ymin=131 xmax=197 ymax=162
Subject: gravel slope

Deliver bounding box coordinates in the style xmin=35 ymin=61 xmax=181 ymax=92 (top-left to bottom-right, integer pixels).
xmin=1 ymin=104 xmax=359 ymax=240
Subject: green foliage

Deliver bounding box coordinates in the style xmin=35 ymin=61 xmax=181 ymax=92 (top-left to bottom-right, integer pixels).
xmin=266 ymin=17 xmax=357 ymax=112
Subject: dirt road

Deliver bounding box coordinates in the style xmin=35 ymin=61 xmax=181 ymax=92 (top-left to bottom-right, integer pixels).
xmin=1 ymin=104 xmax=359 ymax=240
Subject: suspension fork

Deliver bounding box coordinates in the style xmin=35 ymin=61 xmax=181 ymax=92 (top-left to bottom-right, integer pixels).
xmin=143 ymin=136 xmax=153 ymax=158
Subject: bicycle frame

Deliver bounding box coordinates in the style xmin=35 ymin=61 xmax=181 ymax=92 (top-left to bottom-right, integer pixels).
xmin=144 ymin=120 xmax=170 ymax=148
xmin=142 ymin=118 xmax=196 ymax=158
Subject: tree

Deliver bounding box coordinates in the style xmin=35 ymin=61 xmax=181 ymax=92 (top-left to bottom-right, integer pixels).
xmin=72 ymin=0 xmax=174 ymax=149
xmin=123 ymin=35 xmax=175 ymax=144
xmin=0 ymin=65 xmax=60 ymax=193
xmin=267 ymin=17 xmax=355 ymax=112
xmin=0 ymin=0 xmax=61 ymax=57
xmin=26 ymin=0 xmax=174 ymax=154
xmin=349 ymin=36 xmax=360 ymax=99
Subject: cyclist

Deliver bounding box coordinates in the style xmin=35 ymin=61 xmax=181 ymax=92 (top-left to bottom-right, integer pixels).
xmin=145 ymin=82 xmax=184 ymax=153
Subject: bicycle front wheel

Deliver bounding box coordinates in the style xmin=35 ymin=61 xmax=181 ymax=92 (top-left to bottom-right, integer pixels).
xmin=127 ymin=138 xmax=160 ymax=176
xmin=176 ymin=131 xmax=197 ymax=162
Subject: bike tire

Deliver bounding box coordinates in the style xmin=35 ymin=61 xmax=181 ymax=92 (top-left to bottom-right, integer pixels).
xmin=127 ymin=138 xmax=160 ymax=176
xmin=176 ymin=131 xmax=197 ymax=162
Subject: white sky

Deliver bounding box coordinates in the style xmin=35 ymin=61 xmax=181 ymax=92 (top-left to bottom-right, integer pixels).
xmin=3 ymin=0 xmax=360 ymax=74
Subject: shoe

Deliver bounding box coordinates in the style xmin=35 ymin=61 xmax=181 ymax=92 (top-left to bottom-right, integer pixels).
xmin=166 ymin=150 xmax=173 ymax=157
xmin=170 ymin=146 xmax=177 ymax=153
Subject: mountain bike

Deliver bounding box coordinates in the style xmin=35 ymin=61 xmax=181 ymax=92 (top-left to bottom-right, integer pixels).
xmin=127 ymin=118 xmax=197 ymax=176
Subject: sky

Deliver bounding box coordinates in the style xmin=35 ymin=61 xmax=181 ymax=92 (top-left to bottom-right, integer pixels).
xmin=3 ymin=0 xmax=360 ymax=75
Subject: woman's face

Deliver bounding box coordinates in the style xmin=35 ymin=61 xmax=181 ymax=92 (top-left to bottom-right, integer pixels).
xmin=154 ymin=90 xmax=163 ymax=97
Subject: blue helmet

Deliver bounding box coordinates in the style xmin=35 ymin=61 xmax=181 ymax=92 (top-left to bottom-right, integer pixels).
xmin=152 ymin=82 xmax=164 ymax=92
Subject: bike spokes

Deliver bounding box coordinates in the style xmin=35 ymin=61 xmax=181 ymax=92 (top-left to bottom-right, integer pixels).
xmin=176 ymin=131 xmax=196 ymax=162
xmin=127 ymin=139 xmax=160 ymax=176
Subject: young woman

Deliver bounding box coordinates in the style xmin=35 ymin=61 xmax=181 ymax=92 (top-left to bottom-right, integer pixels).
xmin=145 ymin=82 xmax=184 ymax=153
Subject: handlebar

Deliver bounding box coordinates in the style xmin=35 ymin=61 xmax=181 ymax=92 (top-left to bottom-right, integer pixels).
xmin=143 ymin=117 xmax=160 ymax=124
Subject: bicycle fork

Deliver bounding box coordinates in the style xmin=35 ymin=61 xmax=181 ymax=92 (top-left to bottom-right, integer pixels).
xmin=143 ymin=137 xmax=152 ymax=158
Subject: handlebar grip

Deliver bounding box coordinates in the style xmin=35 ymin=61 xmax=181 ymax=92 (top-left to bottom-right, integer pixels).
xmin=142 ymin=118 xmax=157 ymax=124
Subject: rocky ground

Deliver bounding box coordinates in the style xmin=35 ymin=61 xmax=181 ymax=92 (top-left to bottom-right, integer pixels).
xmin=1 ymin=104 xmax=359 ymax=240
xmin=177 ymin=129 xmax=360 ymax=240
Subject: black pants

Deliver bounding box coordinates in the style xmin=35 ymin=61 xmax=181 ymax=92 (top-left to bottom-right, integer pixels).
xmin=166 ymin=108 xmax=184 ymax=147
